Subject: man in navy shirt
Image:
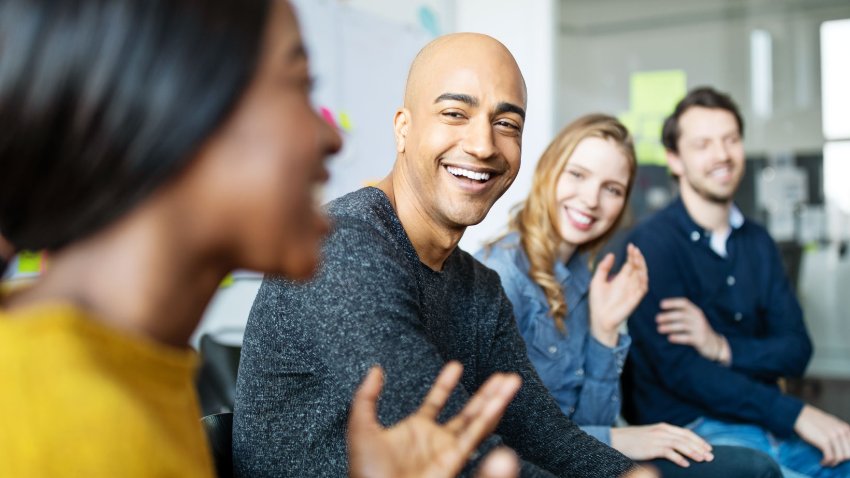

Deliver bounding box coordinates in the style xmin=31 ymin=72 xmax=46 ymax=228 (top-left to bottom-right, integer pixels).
xmin=624 ymin=87 xmax=850 ymax=477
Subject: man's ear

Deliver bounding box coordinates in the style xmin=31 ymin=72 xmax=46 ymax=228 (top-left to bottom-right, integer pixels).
xmin=666 ymin=149 xmax=684 ymax=177
xmin=393 ymin=108 xmax=411 ymax=153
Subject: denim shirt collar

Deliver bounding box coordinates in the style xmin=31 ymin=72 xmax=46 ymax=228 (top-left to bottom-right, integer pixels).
xmin=555 ymin=250 xmax=591 ymax=306
xmin=504 ymin=232 xmax=591 ymax=306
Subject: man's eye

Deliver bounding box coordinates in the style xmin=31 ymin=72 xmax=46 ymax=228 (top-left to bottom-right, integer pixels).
xmin=495 ymin=120 xmax=519 ymax=130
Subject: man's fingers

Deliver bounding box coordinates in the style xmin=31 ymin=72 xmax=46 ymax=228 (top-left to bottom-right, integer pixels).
xmin=668 ymin=437 xmax=712 ymax=463
xmin=418 ymin=361 xmax=464 ymax=419
xmin=348 ymin=366 xmax=384 ymax=435
xmin=660 ymin=424 xmax=712 ymax=453
xmin=474 ymin=447 xmax=519 ymax=478
xmin=666 ymin=333 xmax=695 ymax=345
xmin=837 ymin=427 xmax=850 ymax=464
xmin=445 ymin=373 xmax=510 ymax=436
xmin=662 ymin=448 xmax=690 ymax=468
xmin=454 ymin=374 xmax=521 ymax=454
xmin=656 ymin=319 xmax=687 ymax=331
xmin=445 ymin=372 xmax=506 ymax=434
xmin=659 ymin=297 xmax=693 ymax=310
xmin=818 ymin=439 xmax=836 ymax=466
xmin=655 ymin=310 xmax=689 ymax=323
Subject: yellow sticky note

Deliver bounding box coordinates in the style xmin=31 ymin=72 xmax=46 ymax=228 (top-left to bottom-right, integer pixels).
xmin=618 ymin=111 xmax=638 ymax=135
xmin=630 ymin=70 xmax=687 ymax=116
xmin=636 ymin=141 xmax=668 ymax=166
xmin=338 ymin=112 xmax=353 ymax=132
xmin=220 ymin=273 xmax=234 ymax=288
xmin=17 ymin=251 xmax=42 ymax=274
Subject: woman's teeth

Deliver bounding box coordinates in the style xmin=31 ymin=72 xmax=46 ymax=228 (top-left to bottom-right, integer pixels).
xmin=568 ymin=209 xmax=592 ymax=225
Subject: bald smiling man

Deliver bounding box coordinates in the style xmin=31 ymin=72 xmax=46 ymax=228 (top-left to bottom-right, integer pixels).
xmin=233 ymin=34 xmax=639 ymax=477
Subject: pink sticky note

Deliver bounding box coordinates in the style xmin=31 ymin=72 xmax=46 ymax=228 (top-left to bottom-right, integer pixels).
xmin=320 ymin=107 xmax=338 ymax=129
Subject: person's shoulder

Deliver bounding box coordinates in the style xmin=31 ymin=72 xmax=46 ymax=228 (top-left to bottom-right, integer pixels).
xmin=738 ymin=215 xmax=772 ymax=241
xmin=323 ymin=187 xmax=405 ymax=251
xmin=627 ymin=201 xmax=680 ymax=246
xmin=473 ymin=232 xmax=524 ymax=269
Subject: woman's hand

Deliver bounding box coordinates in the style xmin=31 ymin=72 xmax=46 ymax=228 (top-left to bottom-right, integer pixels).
xmin=347 ymin=362 xmax=522 ymax=478
xmin=589 ymin=243 xmax=649 ymax=347
xmin=610 ymin=424 xmax=714 ymax=467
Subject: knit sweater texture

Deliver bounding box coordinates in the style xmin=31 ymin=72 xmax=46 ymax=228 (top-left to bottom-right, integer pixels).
xmin=233 ymin=187 xmax=635 ymax=477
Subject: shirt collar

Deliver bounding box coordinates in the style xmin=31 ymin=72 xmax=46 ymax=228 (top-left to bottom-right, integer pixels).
xmin=553 ymin=250 xmax=591 ymax=300
xmin=729 ymin=204 xmax=744 ymax=230
xmin=506 ymin=232 xmax=591 ymax=300
xmin=670 ymin=196 xmax=746 ymax=252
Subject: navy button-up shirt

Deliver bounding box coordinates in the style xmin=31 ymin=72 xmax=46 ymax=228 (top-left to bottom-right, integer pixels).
xmin=623 ymin=197 xmax=812 ymax=437
xmin=476 ymin=233 xmax=630 ymax=445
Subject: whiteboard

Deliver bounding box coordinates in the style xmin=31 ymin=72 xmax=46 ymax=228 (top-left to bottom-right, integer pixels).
xmin=292 ymin=0 xmax=434 ymax=201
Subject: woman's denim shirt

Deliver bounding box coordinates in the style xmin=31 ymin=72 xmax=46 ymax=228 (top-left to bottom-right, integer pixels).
xmin=475 ymin=233 xmax=630 ymax=445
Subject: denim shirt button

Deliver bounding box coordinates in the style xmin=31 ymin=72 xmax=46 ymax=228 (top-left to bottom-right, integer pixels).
xmin=548 ymin=345 xmax=557 ymax=354
xmin=734 ymin=312 xmax=743 ymax=321
xmin=690 ymin=231 xmax=701 ymax=242
xmin=611 ymin=395 xmax=618 ymax=402
xmin=568 ymin=406 xmax=575 ymax=415
xmin=576 ymin=368 xmax=584 ymax=376
xmin=727 ymin=275 xmax=736 ymax=286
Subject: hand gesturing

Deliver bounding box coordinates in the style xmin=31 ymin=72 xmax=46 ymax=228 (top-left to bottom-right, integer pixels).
xmin=347 ymin=361 xmax=522 ymax=478
xmin=589 ymin=243 xmax=649 ymax=347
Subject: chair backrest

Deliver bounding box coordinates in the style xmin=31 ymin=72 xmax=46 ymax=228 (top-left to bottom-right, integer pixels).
xmin=201 ymin=412 xmax=234 ymax=478
xmin=196 ymin=334 xmax=242 ymax=415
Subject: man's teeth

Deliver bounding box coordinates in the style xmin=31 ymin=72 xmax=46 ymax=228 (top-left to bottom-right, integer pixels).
xmin=711 ymin=167 xmax=730 ymax=177
xmin=568 ymin=209 xmax=592 ymax=225
xmin=446 ymin=166 xmax=490 ymax=182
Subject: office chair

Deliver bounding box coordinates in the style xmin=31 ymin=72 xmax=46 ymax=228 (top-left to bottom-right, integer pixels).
xmin=196 ymin=334 xmax=242 ymax=416
xmin=201 ymin=412 xmax=234 ymax=478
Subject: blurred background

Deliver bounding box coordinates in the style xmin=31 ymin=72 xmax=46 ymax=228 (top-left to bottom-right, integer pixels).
xmin=3 ymin=0 xmax=849 ymax=418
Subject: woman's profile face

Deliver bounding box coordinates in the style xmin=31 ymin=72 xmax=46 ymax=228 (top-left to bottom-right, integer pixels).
xmin=190 ymin=1 xmax=341 ymax=280
xmin=553 ymin=136 xmax=630 ymax=247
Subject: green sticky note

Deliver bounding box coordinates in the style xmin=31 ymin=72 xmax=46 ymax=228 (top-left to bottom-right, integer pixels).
xmin=630 ymin=70 xmax=687 ymax=115
xmin=17 ymin=251 xmax=42 ymax=274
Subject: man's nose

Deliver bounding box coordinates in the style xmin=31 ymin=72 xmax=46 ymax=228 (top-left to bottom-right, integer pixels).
xmin=461 ymin=118 xmax=497 ymax=160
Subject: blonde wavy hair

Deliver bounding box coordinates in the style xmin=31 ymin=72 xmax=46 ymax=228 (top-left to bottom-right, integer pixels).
xmin=507 ymin=114 xmax=636 ymax=333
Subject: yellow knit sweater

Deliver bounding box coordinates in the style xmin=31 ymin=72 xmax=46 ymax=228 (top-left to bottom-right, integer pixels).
xmin=0 ymin=302 xmax=214 ymax=477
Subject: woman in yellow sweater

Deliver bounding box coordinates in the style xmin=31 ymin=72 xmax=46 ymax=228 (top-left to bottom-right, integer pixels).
xmin=0 ymin=1 xmax=522 ymax=477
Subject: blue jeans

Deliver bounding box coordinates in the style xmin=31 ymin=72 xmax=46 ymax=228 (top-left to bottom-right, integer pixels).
xmin=648 ymin=445 xmax=781 ymax=478
xmin=689 ymin=417 xmax=850 ymax=478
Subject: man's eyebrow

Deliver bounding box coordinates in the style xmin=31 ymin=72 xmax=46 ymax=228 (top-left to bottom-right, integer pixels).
xmin=434 ymin=93 xmax=478 ymax=107
xmin=495 ymin=102 xmax=526 ymax=121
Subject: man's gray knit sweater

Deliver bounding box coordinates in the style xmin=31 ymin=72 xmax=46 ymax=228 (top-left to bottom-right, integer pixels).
xmin=233 ymin=187 xmax=635 ymax=477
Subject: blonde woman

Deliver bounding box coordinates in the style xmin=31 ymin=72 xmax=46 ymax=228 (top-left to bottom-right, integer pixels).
xmin=476 ymin=113 xmax=781 ymax=478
